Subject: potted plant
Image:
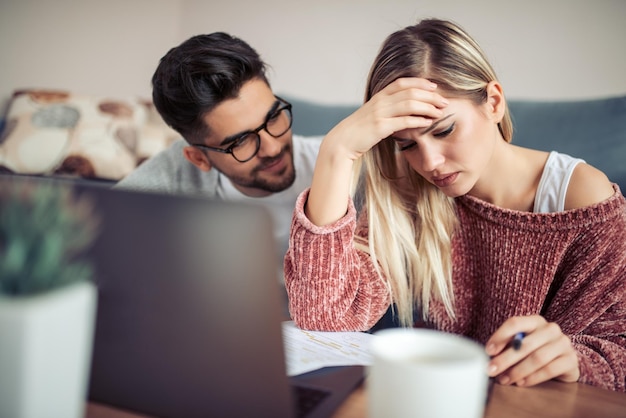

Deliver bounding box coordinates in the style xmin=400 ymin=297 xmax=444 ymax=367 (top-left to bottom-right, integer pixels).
xmin=0 ymin=179 xmax=100 ymax=418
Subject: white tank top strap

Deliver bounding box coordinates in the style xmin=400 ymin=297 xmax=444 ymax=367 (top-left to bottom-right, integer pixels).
xmin=534 ymin=151 xmax=585 ymax=213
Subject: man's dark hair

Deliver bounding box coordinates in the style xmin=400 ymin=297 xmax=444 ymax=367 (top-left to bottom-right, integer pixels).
xmin=151 ymin=32 xmax=268 ymax=144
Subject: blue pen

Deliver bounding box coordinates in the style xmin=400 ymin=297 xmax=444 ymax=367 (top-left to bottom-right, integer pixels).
xmin=512 ymin=332 xmax=526 ymax=350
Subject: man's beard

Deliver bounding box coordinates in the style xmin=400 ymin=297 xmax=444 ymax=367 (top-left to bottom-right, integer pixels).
xmin=246 ymin=168 xmax=296 ymax=193
xmin=228 ymin=145 xmax=296 ymax=193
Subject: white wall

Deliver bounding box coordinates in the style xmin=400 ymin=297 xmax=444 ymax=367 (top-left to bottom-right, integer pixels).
xmin=1 ymin=0 xmax=625 ymax=116
xmin=182 ymin=0 xmax=626 ymax=104
xmin=0 ymin=0 xmax=182 ymax=114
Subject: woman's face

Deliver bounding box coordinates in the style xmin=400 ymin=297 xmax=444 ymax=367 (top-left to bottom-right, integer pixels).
xmin=391 ymin=97 xmax=502 ymax=198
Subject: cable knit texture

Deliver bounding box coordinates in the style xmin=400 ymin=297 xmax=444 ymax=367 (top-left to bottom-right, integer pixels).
xmin=284 ymin=185 xmax=626 ymax=391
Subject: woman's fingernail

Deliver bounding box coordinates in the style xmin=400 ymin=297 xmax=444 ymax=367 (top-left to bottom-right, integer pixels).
xmin=499 ymin=376 xmax=510 ymax=385
xmin=488 ymin=364 xmax=497 ymax=375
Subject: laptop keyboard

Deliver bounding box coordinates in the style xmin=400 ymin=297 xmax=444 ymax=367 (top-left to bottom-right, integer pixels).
xmin=293 ymin=385 xmax=331 ymax=417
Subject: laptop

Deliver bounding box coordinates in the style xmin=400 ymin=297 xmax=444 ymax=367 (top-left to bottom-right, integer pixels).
xmin=41 ymin=180 xmax=364 ymax=418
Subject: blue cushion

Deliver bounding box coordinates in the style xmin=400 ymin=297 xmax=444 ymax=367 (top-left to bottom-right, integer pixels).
xmin=508 ymin=96 xmax=626 ymax=191
xmin=288 ymin=97 xmax=357 ymax=137
xmin=287 ymin=95 xmax=626 ymax=191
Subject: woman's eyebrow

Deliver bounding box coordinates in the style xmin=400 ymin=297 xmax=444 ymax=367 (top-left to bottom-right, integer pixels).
xmin=422 ymin=113 xmax=455 ymax=135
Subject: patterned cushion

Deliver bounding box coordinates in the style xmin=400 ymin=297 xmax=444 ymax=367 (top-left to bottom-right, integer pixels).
xmin=0 ymin=89 xmax=179 ymax=181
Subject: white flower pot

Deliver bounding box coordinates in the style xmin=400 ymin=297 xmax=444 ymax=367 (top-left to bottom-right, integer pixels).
xmin=0 ymin=281 xmax=97 ymax=418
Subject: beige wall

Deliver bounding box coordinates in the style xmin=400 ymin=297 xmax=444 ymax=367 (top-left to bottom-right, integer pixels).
xmin=0 ymin=0 xmax=182 ymax=114
xmin=1 ymin=0 xmax=625 ymax=116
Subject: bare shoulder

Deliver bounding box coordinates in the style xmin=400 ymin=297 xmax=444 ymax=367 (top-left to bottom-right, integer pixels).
xmin=565 ymin=162 xmax=615 ymax=210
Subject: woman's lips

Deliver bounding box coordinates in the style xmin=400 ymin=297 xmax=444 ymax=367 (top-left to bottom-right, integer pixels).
xmin=432 ymin=172 xmax=458 ymax=188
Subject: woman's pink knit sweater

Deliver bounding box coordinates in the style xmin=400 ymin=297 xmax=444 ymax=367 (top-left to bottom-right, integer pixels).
xmin=284 ymin=186 xmax=626 ymax=391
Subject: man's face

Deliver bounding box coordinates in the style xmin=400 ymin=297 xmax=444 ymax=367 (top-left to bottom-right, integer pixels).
xmin=185 ymin=78 xmax=295 ymax=197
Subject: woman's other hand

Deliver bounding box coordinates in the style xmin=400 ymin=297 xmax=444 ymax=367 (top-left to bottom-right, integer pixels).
xmin=485 ymin=315 xmax=580 ymax=387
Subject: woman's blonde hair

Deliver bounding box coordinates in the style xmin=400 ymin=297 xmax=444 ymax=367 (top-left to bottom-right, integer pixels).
xmin=356 ymin=19 xmax=513 ymax=326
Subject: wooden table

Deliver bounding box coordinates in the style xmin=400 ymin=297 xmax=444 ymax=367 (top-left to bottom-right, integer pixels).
xmin=331 ymin=380 xmax=626 ymax=418
xmin=87 ymin=380 xmax=626 ymax=418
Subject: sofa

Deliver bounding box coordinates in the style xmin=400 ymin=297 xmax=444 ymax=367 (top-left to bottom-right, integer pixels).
xmin=1 ymin=89 xmax=625 ymax=191
xmin=0 ymin=89 xmax=179 ymax=186
xmin=286 ymin=94 xmax=626 ymax=192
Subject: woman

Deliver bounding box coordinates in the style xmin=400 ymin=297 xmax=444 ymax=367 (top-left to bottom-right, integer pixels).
xmin=284 ymin=19 xmax=626 ymax=391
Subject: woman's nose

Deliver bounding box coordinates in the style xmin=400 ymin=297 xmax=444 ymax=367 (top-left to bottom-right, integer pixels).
xmin=419 ymin=143 xmax=445 ymax=172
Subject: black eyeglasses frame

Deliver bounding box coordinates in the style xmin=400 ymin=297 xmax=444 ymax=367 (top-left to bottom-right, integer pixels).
xmin=193 ymin=96 xmax=293 ymax=163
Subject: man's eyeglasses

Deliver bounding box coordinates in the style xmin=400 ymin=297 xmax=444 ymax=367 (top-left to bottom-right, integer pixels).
xmin=194 ymin=97 xmax=293 ymax=163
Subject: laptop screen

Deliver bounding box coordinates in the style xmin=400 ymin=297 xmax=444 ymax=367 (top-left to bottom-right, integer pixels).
xmin=1 ymin=175 xmax=363 ymax=418
xmin=74 ymin=185 xmax=294 ymax=417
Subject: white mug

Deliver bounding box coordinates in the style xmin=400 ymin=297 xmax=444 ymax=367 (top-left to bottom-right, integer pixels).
xmin=368 ymin=328 xmax=489 ymax=418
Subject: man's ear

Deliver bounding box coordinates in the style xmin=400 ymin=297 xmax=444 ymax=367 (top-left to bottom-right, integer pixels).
xmin=486 ymin=81 xmax=506 ymax=123
xmin=183 ymin=146 xmax=213 ymax=172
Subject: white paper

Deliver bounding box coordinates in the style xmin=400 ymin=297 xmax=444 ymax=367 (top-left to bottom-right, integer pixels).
xmin=282 ymin=321 xmax=374 ymax=376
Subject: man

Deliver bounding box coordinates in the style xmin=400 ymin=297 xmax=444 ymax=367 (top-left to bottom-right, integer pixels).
xmin=116 ymin=33 xmax=321 ymax=267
